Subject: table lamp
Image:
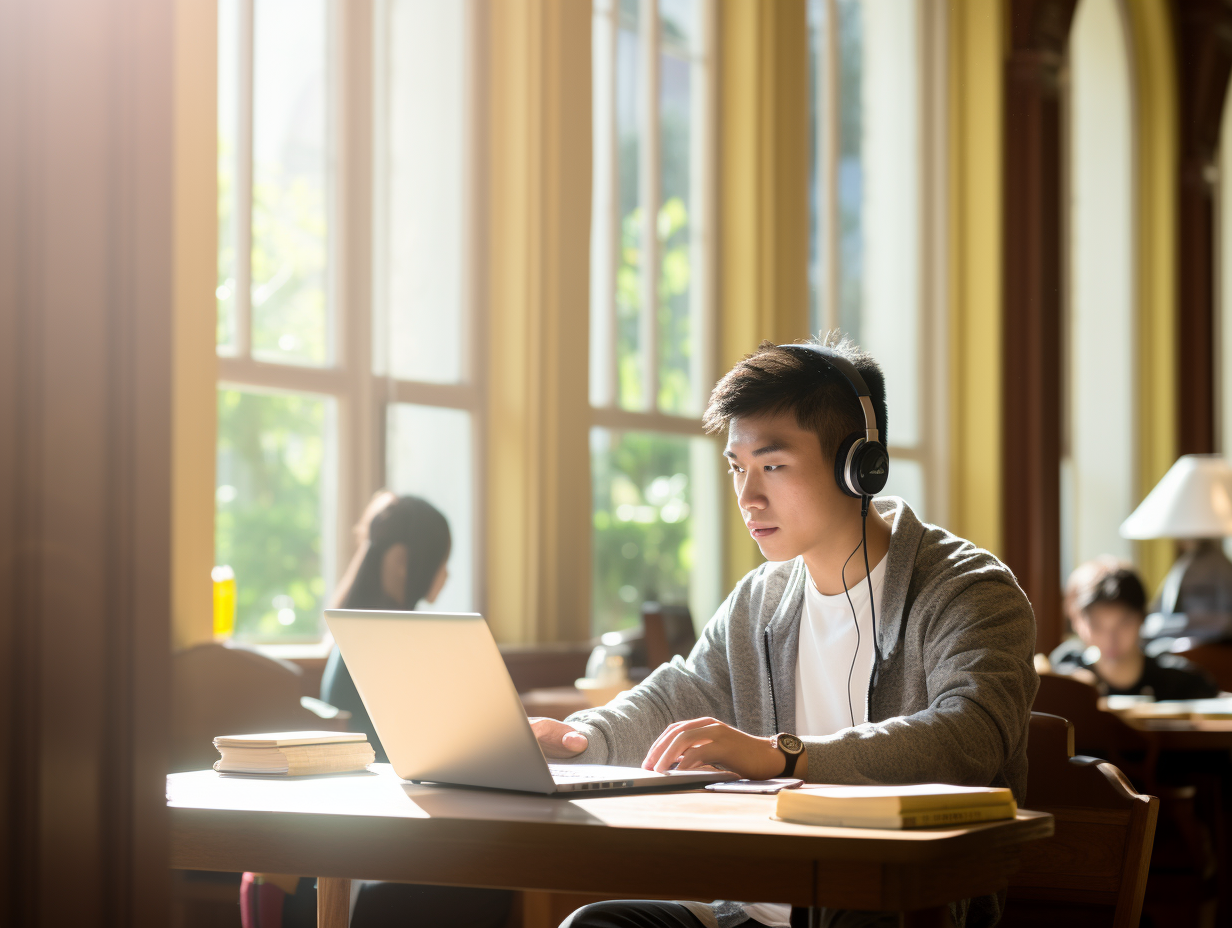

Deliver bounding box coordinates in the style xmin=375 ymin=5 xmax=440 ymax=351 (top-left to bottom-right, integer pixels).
xmin=1120 ymin=454 xmax=1232 ymax=644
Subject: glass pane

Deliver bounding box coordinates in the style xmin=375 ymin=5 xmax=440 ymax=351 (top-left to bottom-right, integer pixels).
xmin=659 ymin=0 xmax=696 ymax=48
xmin=591 ymin=429 xmax=721 ymax=636
xmin=217 ymin=0 xmax=239 ymax=354
xmin=807 ymin=0 xmax=827 ymax=338
xmin=657 ymin=1 xmax=696 ymax=415
xmin=385 ymin=404 xmax=475 ymax=614
xmin=378 ymin=0 xmax=468 ymax=384
xmin=1067 ymin=0 xmax=1134 ymax=571
xmin=590 ymin=1 xmax=617 ymax=406
xmin=881 ymin=457 xmax=925 ymax=523
xmin=250 ymin=0 xmax=330 ymax=367
xmin=858 ymin=0 xmax=919 ymax=447
xmin=615 ymin=3 xmax=645 ymax=409
xmin=215 ymin=388 xmax=337 ymax=641
xmin=835 ymin=0 xmax=863 ymax=342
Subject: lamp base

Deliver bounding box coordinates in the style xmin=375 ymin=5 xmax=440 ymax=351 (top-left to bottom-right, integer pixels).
xmin=1147 ymin=539 xmax=1232 ymax=645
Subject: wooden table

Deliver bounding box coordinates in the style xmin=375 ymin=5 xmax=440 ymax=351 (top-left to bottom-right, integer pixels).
xmin=168 ymin=765 xmax=1053 ymax=928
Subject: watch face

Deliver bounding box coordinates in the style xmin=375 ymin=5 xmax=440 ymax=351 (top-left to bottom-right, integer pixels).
xmin=776 ymin=733 xmax=803 ymax=754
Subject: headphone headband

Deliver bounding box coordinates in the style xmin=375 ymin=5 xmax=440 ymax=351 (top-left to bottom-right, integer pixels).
xmin=777 ymin=343 xmax=879 ymax=444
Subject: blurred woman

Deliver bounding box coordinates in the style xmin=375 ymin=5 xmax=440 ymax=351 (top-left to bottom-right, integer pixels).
xmin=320 ymin=492 xmax=452 ymax=761
xmin=242 ymin=492 xmax=511 ymax=928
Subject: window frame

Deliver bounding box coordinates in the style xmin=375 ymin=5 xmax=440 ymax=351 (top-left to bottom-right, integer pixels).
xmin=216 ymin=0 xmax=488 ymax=649
xmin=807 ymin=0 xmax=950 ymax=526
xmin=588 ymin=0 xmax=722 ymax=634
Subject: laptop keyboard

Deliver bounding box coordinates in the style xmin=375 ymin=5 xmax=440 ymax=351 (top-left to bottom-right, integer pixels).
xmin=548 ymin=765 xmax=594 ymax=779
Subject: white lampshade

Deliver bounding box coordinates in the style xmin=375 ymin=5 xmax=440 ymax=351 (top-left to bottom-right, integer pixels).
xmin=1120 ymin=454 xmax=1232 ymax=540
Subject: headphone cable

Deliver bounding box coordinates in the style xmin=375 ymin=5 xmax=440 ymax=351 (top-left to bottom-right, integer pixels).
xmin=862 ymin=496 xmax=879 ymax=668
xmin=840 ymin=532 xmax=864 ymax=729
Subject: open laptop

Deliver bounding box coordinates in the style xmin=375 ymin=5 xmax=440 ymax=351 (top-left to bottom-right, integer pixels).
xmin=324 ymin=609 xmax=738 ymax=795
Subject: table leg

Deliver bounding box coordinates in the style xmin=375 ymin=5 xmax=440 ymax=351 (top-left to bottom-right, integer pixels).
xmin=317 ymin=877 xmax=351 ymax=928
xmin=899 ymin=905 xmax=949 ymax=928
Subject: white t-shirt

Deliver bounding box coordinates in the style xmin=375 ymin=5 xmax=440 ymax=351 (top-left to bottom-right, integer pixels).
xmin=721 ymin=556 xmax=887 ymax=928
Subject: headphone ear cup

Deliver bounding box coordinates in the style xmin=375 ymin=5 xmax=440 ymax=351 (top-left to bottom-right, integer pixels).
xmin=833 ymin=433 xmax=864 ymax=498
xmin=850 ymin=441 xmax=890 ymax=496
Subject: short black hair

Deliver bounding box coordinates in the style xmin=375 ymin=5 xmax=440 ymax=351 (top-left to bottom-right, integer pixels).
xmin=1065 ymin=556 xmax=1147 ymax=621
xmin=702 ymin=334 xmax=888 ymax=459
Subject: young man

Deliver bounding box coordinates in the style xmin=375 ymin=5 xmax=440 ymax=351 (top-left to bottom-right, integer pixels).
xmin=1051 ymin=556 xmax=1217 ymax=700
xmin=532 ymin=339 xmax=1038 ymax=928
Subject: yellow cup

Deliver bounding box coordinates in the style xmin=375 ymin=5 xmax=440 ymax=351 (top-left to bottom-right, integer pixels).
xmin=212 ymin=565 xmax=236 ymax=639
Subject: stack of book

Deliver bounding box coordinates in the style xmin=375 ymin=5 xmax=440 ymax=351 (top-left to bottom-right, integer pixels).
xmin=775 ymin=783 xmax=1017 ymax=829
xmin=213 ymin=731 xmax=375 ymax=777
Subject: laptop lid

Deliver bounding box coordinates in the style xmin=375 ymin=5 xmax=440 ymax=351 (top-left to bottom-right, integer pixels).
xmin=325 ymin=609 xmax=560 ymax=793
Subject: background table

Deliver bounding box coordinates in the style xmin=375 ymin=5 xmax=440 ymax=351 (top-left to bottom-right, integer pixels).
xmin=168 ymin=765 xmax=1053 ymax=928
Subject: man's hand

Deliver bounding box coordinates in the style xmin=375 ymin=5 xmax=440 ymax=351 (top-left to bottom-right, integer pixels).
xmin=530 ymin=717 xmax=589 ymax=759
xmin=642 ymin=717 xmax=796 ymax=780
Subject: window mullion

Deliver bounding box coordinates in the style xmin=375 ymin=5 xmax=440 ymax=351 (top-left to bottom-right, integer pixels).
xmin=605 ymin=4 xmax=620 ymax=408
xmin=236 ymin=0 xmax=254 ymax=360
xmin=822 ymin=0 xmax=839 ymax=336
xmin=639 ymin=0 xmax=660 ymax=412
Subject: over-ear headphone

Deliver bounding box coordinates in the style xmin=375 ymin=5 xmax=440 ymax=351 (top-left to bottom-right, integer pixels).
xmin=777 ymin=344 xmax=889 ymax=499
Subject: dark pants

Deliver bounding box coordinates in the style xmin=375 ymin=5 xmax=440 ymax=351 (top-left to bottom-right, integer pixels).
xmin=559 ymin=901 xmax=899 ymax=928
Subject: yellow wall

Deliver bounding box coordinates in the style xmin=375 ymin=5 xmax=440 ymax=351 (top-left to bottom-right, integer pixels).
xmin=172 ymin=0 xmax=219 ymax=649
xmin=946 ymin=0 xmax=1005 ymax=557
xmin=717 ymin=0 xmax=811 ymax=589
xmin=1125 ymin=0 xmax=1178 ymax=593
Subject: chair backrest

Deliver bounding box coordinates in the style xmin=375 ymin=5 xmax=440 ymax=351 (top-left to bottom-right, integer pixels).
xmin=1175 ymin=641 xmax=1232 ymax=691
xmin=171 ymin=642 xmax=328 ymax=772
xmin=641 ymin=602 xmax=696 ymax=669
xmin=1002 ymin=712 xmax=1158 ymax=928
xmin=1033 ymin=672 xmax=1148 ymax=775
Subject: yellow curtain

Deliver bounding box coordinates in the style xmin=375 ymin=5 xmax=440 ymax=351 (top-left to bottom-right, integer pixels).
xmin=946 ymin=0 xmax=1005 ymax=557
xmin=173 ymin=0 xmax=220 ymax=649
xmin=485 ymin=0 xmax=593 ymax=644
xmin=1125 ymin=0 xmax=1178 ymax=593
xmin=717 ymin=0 xmax=810 ymax=590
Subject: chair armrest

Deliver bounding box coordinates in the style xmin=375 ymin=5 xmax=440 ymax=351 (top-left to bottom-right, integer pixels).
xmin=300 ymin=695 xmax=352 ymax=721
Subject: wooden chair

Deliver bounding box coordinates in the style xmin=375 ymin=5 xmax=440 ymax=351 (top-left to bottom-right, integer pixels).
xmin=1033 ymin=672 xmax=1150 ymax=784
xmin=171 ymin=642 xmax=349 ymax=774
xmin=1001 ymin=711 xmax=1158 ymax=928
xmin=1175 ymin=641 xmax=1232 ymax=692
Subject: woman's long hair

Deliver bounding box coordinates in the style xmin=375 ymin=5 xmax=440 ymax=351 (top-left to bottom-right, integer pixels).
xmin=338 ymin=495 xmax=451 ymax=610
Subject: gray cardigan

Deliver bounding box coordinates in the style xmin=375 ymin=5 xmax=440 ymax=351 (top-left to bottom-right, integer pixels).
xmin=565 ymin=497 xmax=1038 ymax=927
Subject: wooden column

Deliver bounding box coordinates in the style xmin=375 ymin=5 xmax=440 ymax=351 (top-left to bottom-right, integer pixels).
xmin=0 ymin=0 xmax=174 ymax=924
xmin=1001 ymin=0 xmax=1077 ymax=653
xmin=1172 ymin=0 xmax=1232 ymax=455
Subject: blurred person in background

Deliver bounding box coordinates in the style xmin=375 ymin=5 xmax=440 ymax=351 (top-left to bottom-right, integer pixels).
xmin=1051 ymin=555 xmax=1218 ymax=700
xmin=242 ymin=491 xmax=512 ymax=928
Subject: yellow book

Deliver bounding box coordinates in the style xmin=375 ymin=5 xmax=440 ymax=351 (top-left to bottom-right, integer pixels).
xmin=214 ymin=747 xmax=375 ymax=776
xmin=776 ymin=793 xmax=1017 ymax=829
xmin=775 ymin=783 xmax=1014 ymax=817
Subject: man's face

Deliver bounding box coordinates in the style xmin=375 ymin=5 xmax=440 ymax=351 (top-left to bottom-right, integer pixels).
xmin=724 ymin=410 xmax=851 ymax=561
xmin=1073 ymin=602 xmax=1143 ymax=663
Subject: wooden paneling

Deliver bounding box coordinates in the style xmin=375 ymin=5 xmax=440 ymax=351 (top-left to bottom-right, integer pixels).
xmin=1172 ymin=0 xmax=1232 ymax=455
xmin=1001 ymin=0 xmax=1078 ymax=653
xmin=0 ymin=0 xmax=174 ymax=924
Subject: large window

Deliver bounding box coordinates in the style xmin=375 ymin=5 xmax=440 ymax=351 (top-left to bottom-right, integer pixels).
xmin=216 ymin=0 xmax=481 ymax=643
xmin=589 ymin=0 xmax=721 ymax=635
xmin=807 ymin=0 xmax=946 ymax=522
xmin=1062 ymin=0 xmax=1136 ymax=578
